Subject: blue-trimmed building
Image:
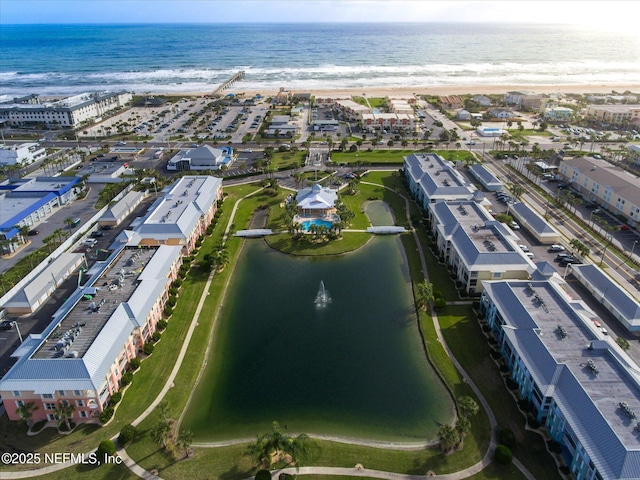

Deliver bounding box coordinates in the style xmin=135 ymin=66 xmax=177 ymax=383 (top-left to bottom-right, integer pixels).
xmin=468 ymin=163 xmax=504 ymax=192
xmin=404 ymin=153 xmax=480 ymax=209
xmin=480 ymin=279 xmax=640 ymax=480
xmin=0 ymin=177 xmax=81 ymax=254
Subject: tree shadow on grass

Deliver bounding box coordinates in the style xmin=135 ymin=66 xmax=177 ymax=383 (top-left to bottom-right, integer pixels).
xmin=219 ymin=463 xmax=256 ymax=480
xmin=407 ymin=446 xmax=464 ymax=476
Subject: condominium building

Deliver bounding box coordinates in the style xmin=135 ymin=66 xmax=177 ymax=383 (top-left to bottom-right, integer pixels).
xmin=557 ymin=156 xmax=640 ymax=228
xmin=585 ymin=105 xmax=640 ymax=126
xmin=0 ymin=91 xmax=132 ymax=128
xmin=0 ymin=244 xmax=183 ymax=424
xmin=480 ymin=279 xmax=640 ymax=480
xmin=404 ymin=153 xmax=480 ymax=210
xmin=125 ymin=175 xmax=222 ymax=254
xmin=543 ymin=107 xmax=574 ymax=121
xmin=429 ymin=200 xmax=535 ymax=294
xmin=334 ymin=99 xmax=371 ymax=120
xmin=361 ymin=112 xmax=415 ymax=132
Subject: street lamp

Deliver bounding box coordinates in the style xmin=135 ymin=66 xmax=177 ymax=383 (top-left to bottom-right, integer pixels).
xmin=563 ymin=262 xmax=572 ymax=279
xmin=8 ymin=321 xmax=23 ymax=344
xmin=631 ymin=240 xmax=638 ymax=260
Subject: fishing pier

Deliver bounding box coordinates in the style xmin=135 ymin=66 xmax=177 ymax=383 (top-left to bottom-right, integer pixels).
xmin=213 ymin=70 xmax=245 ymax=96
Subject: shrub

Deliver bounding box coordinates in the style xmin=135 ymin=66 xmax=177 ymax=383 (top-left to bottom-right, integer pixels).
xmin=172 ymin=279 xmax=182 ymax=289
xmin=97 ymin=439 xmax=116 ymax=462
xmin=143 ymin=343 xmax=155 ymax=355
xmin=152 ymin=331 xmax=161 ymax=342
xmin=548 ymin=440 xmax=563 ymax=454
xmin=164 ymin=305 xmax=174 ymax=317
xmin=157 ymin=319 xmax=168 ymax=330
xmin=494 ymin=445 xmax=513 ymax=465
xmin=499 ymin=365 xmax=510 ymax=373
xmin=482 ymin=325 xmax=492 ymax=332
xmin=167 ymin=296 xmax=177 ymax=307
xmin=490 ymin=350 xmax=502 ymax=360
xmin=434 ymin=290 xmax=444 ymax=299
xmin=129 ymin=357 xmax=141 ymax=371
xmin=121 ymin=372 xmax=134 ymax=386
xmin=256 ymin=470 xmax=271 ymax=480
xmin=518 ymin=399 xmax=532 ymax=412
xmin=434 ymin=297 xmax=446 ymax=309
xmin=506 ymin=378 xmax=519 ymax=390
xmin=118 ymin=424 xmax=136 ymax=447
xmin=99 ymin=408 xmax=114 ymax=424
xmin=497 ymin=428 xmax=516 ymax=448
xmin=110 ymin=392 xmax=122 ymax=404
xmin=528 ymin=417 xmax=541 ymax=429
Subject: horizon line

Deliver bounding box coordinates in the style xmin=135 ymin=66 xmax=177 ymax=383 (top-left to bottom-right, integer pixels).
xmin=0 ymin=19 xmax=584 ymax=26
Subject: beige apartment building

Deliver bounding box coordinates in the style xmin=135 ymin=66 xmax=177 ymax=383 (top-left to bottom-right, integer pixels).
xmin=558 ymin=156 xmax=640 ymax=228
xmin=585 ymin=104 xmax=640 ymax=126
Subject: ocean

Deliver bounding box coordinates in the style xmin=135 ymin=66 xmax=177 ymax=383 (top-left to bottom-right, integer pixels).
xmin=1 ymin=22 xmax=639 ymax=96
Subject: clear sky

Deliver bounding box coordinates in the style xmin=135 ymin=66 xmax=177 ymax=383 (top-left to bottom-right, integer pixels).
xmin=0 ymin=0 xmax=633 ymax=29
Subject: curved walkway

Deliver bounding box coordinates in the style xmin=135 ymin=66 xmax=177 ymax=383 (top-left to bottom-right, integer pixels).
xmin=362 ymin=180 xmax=535 ymax=480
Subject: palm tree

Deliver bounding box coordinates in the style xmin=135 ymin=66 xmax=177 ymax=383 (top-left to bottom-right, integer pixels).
xmin=458 ymin=396 xmax=479 ymax=418
xmin=247 ymin=421 xmax=309 ymax=468
xmin=64 ymin=217 xmax=76 ymax=235
xmin=437 ymin=424 xmax=460 ymax=453
xmin=152 ymin=400 xmax=171 ymax=448
xmin=16 ymin=401 xmax=38 ymax=427
xmin=54 ymin=400 xmax=76 ymax=431
xmin=16 ymin=225 xmax=30 ymax=245
xmin=417 ymin=280 xmax=434 ymax=311
xmin=53 ymin=228 xmax=67 ymax=244
xmin=177 ymin=429 xmax=194 ymax=458
xmin=456 ymin=417 xmax=472 ymax=439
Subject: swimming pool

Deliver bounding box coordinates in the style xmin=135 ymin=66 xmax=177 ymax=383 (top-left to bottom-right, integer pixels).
xmin=300 ymin=219 xmax=334 ymax=231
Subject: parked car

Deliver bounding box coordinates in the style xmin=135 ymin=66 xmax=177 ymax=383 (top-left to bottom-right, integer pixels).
xmin=91 ymin=231 xmax=104 ymax=238
xmin=0 ymin=320 xmax=15 ymax=331
xmin=510 ymin=222 xmax=521 ymax=230
xmin=559 ymin=257 xmax=577 ymax=266
xmin=549 ymin=245 xmax=565 ymax=252
xmin=27 ymin=229 xmax=40 ymax=236
xmin=518 ymin=244 xmax=529 ymax=252
xmin=599 ymin=327 xmax=608 ymax=335
xmin=620 ymin=225 xmax=631 ymax=231
xmin=100 ymin=225 xmax=113 ymax=231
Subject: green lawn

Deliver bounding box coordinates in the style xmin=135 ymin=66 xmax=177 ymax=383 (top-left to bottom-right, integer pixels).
xmin=270 ymin=151 xmax=305 ymax=170
xmin=331 ymin=149 xmax=412 ymax=164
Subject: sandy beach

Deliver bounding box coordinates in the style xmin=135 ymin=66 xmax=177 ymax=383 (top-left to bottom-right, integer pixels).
xmin=166 ymin=83 xmax=640 ymax=99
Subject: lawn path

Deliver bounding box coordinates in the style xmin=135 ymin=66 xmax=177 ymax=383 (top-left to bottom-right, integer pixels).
xmin=361 ymin=179 xmax=535 ymax=480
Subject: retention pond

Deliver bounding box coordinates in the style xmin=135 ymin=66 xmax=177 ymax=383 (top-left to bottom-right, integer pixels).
xmin=182 ymin=201 xmax=454 ymax=442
